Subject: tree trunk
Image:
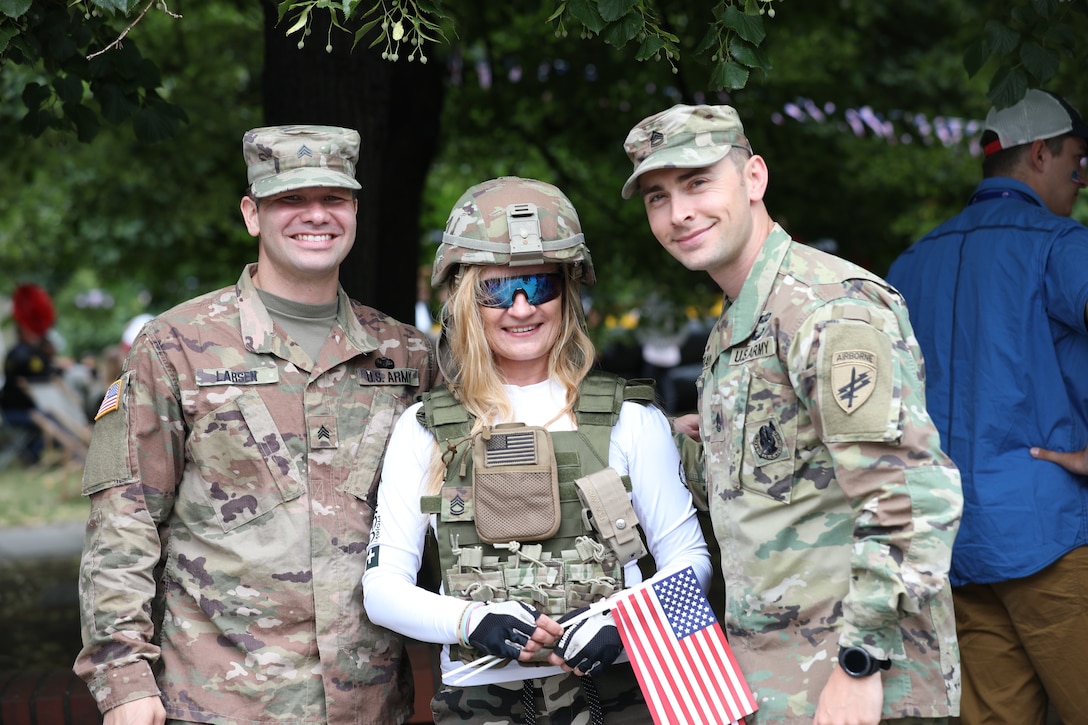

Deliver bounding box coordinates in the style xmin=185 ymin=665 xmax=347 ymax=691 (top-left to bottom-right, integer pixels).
xmin=260 ymin=1 xmax=445 ymax=324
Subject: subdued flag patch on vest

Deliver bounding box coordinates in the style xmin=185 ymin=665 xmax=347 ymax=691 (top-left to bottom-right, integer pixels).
xmin=831 ymin=349 xmax=877 ymax=413
xmin=95 ymin=378 xmax=122 ymax=420
xmin=485 ymin=430 xmax=537 ymax=466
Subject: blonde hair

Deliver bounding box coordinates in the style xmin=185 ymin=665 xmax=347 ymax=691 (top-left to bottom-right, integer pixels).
xmin=423 ymin=264 xmax=595 ymax=494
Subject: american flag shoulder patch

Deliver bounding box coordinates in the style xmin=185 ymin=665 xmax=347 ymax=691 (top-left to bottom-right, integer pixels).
xmin=95 ymin=378 xmax=123 ymax=420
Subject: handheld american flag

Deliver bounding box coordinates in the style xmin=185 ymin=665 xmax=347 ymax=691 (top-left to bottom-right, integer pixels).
xmin=612 ymin=566 xmax=757 ymax=725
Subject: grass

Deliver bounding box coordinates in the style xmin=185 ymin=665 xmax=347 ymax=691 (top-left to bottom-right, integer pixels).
xmin=0 ymin=460 xmax=89 ymax=528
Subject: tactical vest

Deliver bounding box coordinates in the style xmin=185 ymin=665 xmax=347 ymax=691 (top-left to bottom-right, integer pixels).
xmin=418 ymin=372 xmax=654 ymax=662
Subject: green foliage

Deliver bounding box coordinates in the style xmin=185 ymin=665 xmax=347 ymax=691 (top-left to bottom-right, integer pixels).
xmin=275 ymin=0 xmax=778 ymax=90
xmin=2 ymin=0 xmax=1087 ymax=358
xmin=963 ymin=0 xmax=1084 ymax=108
xmin=277 ymin=0 xmax=449 ymax=61
xmin=0 ymin=1 xmax=261 ymax=354
xmin=0 ymin=0 xmax=188 ymax=142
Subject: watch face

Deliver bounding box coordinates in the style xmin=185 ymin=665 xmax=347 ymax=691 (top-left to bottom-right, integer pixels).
xmin=840 ymin=646 xmax=876 ymax=677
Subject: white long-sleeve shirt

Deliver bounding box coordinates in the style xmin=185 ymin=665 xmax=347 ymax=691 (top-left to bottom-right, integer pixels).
xmin=363 ymin=378 xmax=711 ymax=685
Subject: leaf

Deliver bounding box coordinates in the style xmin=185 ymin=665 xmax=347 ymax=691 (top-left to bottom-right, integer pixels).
xmin=1019 ymin=41 xmax=1059 ymax=83
xmin=962 ymin=37 xmax=990 ymax=78
xmin=729 ymin=38 xmax=763 ymax=69
xmin=133 ymin=105 xmax=181 ymax=143
xmin=1030 ymin=0 xmax=1058 ymax=19
xmin=983 ymin=20 xmax=1019 ymax=57
xmin=21 ymin=81 xmax=50 ymax=111
xmin=601 ymin=13 xmax=641 ymax=47
xmin=720 ymin=5 xmax=765 ymax=45
xmin=1010 ymin=5 xmax=1040 ymax=26
xmin=65 ymin=102 xmax=100 ymax=143
xmin=93 ymin=82 xmax=137 ymax=124
xmin=53 ymin=73 xmax=84 ymax=105
xmin=276 ymin=0 xmax=294 ymax=24
xmin=693 ymin=25 xmax=718 ymax=56
xmin=545 ymin=2 xmax=567 ymax=23
xmin=988 ymin=66 xmax=1029 ymax=110
xmin=598 ymin=0 xmax=638 ymax=24
xmin=352 ymin=16 xmax=381 ymax=48
xmin=89 ymin=0 xmax=132 ymax=14
xmin=1030 ymin=0 xmax=1059 ymax=18
xmin=135 ymin=57 xmax=162 ymax=90
xmin=634 ymin=35 xmax=665 ymax=62
xmin=567 ymin=0 xmax=606 ymax=34
xmin=0 ymin=23 xmax=17 ymax=54
xmin=19 ymin=107 xmax=51 ymax=138
xmin=0 ymin=0 xmax=31 ymax=20
xmin=1042 ymin=25 xmax=1076 ymax=55
xmin=285 ymin=7 xmax=310 ymax=36
xmin=711 ymin=59 xmax=749 ymax=91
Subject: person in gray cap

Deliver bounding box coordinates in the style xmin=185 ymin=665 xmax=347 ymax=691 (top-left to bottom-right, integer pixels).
xmin=74 ymin=125 xmax=438 ymax=725
xmin=887 ymin=89 xmax=1088 ymax=724
xmin=621 ymin=104 xmax=963 ymax=725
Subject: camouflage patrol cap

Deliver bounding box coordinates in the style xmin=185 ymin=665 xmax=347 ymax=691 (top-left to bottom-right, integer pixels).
xmin=243 ymin=125 xmax=362 ymax=198
xmin=432 ymin=176 xmax=595 ymax=286
xmin=621 ymin=104 xmax=750 ymax=199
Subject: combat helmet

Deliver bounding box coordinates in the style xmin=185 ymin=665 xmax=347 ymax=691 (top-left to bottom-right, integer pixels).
xmin=432 ymin=177 xmax=595 ymax=287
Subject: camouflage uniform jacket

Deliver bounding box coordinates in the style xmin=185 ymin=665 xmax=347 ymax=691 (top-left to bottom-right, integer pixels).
xmin=74 ymin=264 xmax=437 ymax=724
xmin=697 ymin=227 xmax=962 ymax=722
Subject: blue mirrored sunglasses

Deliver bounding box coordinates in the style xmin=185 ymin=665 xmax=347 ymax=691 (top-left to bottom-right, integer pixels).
xmin=476 ymin=273 xmax=563 ymax=308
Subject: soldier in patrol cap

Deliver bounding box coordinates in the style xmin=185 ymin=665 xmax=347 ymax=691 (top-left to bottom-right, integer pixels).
xmin=363 ymin=176 xmax=710 ymax=724
xmin=74 ymin=125 xmax=438 ymax=725
xmin=621 ymin=105 xmax=963 ymax=724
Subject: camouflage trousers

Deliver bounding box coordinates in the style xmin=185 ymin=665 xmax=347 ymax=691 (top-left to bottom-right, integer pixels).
xmin=431 ymin=663 xmax=653 ymax=725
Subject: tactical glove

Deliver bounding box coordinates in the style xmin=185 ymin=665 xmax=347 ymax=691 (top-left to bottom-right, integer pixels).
xmin=465 ymin=600 xmax=543 ymax=660
xmin=555 ymin=607 xmax=623 ymax=677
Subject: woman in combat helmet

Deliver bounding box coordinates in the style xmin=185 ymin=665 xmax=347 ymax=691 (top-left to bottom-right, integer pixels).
xmin=363 ymin=177 xmax=710 ymax=724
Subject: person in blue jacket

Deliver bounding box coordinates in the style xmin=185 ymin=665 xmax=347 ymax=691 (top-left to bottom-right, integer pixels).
xmin=886 ymin=88 xmax=1088 ymax=725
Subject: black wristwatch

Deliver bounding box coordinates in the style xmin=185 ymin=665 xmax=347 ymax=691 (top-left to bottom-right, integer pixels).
xmin=838 ymin=646 xmax=891 ymax=678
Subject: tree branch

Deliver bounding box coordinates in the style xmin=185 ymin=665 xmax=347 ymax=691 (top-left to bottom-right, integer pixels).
xmin=87 ymin=0 xmax=183 ymax=61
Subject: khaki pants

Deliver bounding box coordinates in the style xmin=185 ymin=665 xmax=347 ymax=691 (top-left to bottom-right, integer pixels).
xmin=952 ymin=545 xmax=1088 ymax=725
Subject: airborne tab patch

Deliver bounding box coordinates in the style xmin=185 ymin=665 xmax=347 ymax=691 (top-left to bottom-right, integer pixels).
xmin=817 ymin=316 xmax=898 ymax=442
xmin=831 ymin=349 xmax=877 ymax=413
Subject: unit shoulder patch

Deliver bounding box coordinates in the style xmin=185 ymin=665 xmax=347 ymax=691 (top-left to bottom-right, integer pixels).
xmin=817 ymin=318 xmax=898 ymax=441
xmin=830 ymin=348 xmax=878 ymax=414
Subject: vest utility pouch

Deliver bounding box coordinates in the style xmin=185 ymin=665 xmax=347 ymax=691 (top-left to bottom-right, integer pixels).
xmin=472 ymin=423 xmax=560 ymax=543
xmin=574 ymin=467 xmax=647 ymax=565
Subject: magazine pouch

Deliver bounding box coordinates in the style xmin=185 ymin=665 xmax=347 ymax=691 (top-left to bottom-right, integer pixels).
xmin=574 ymin=467 xmax=647 ymax=566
